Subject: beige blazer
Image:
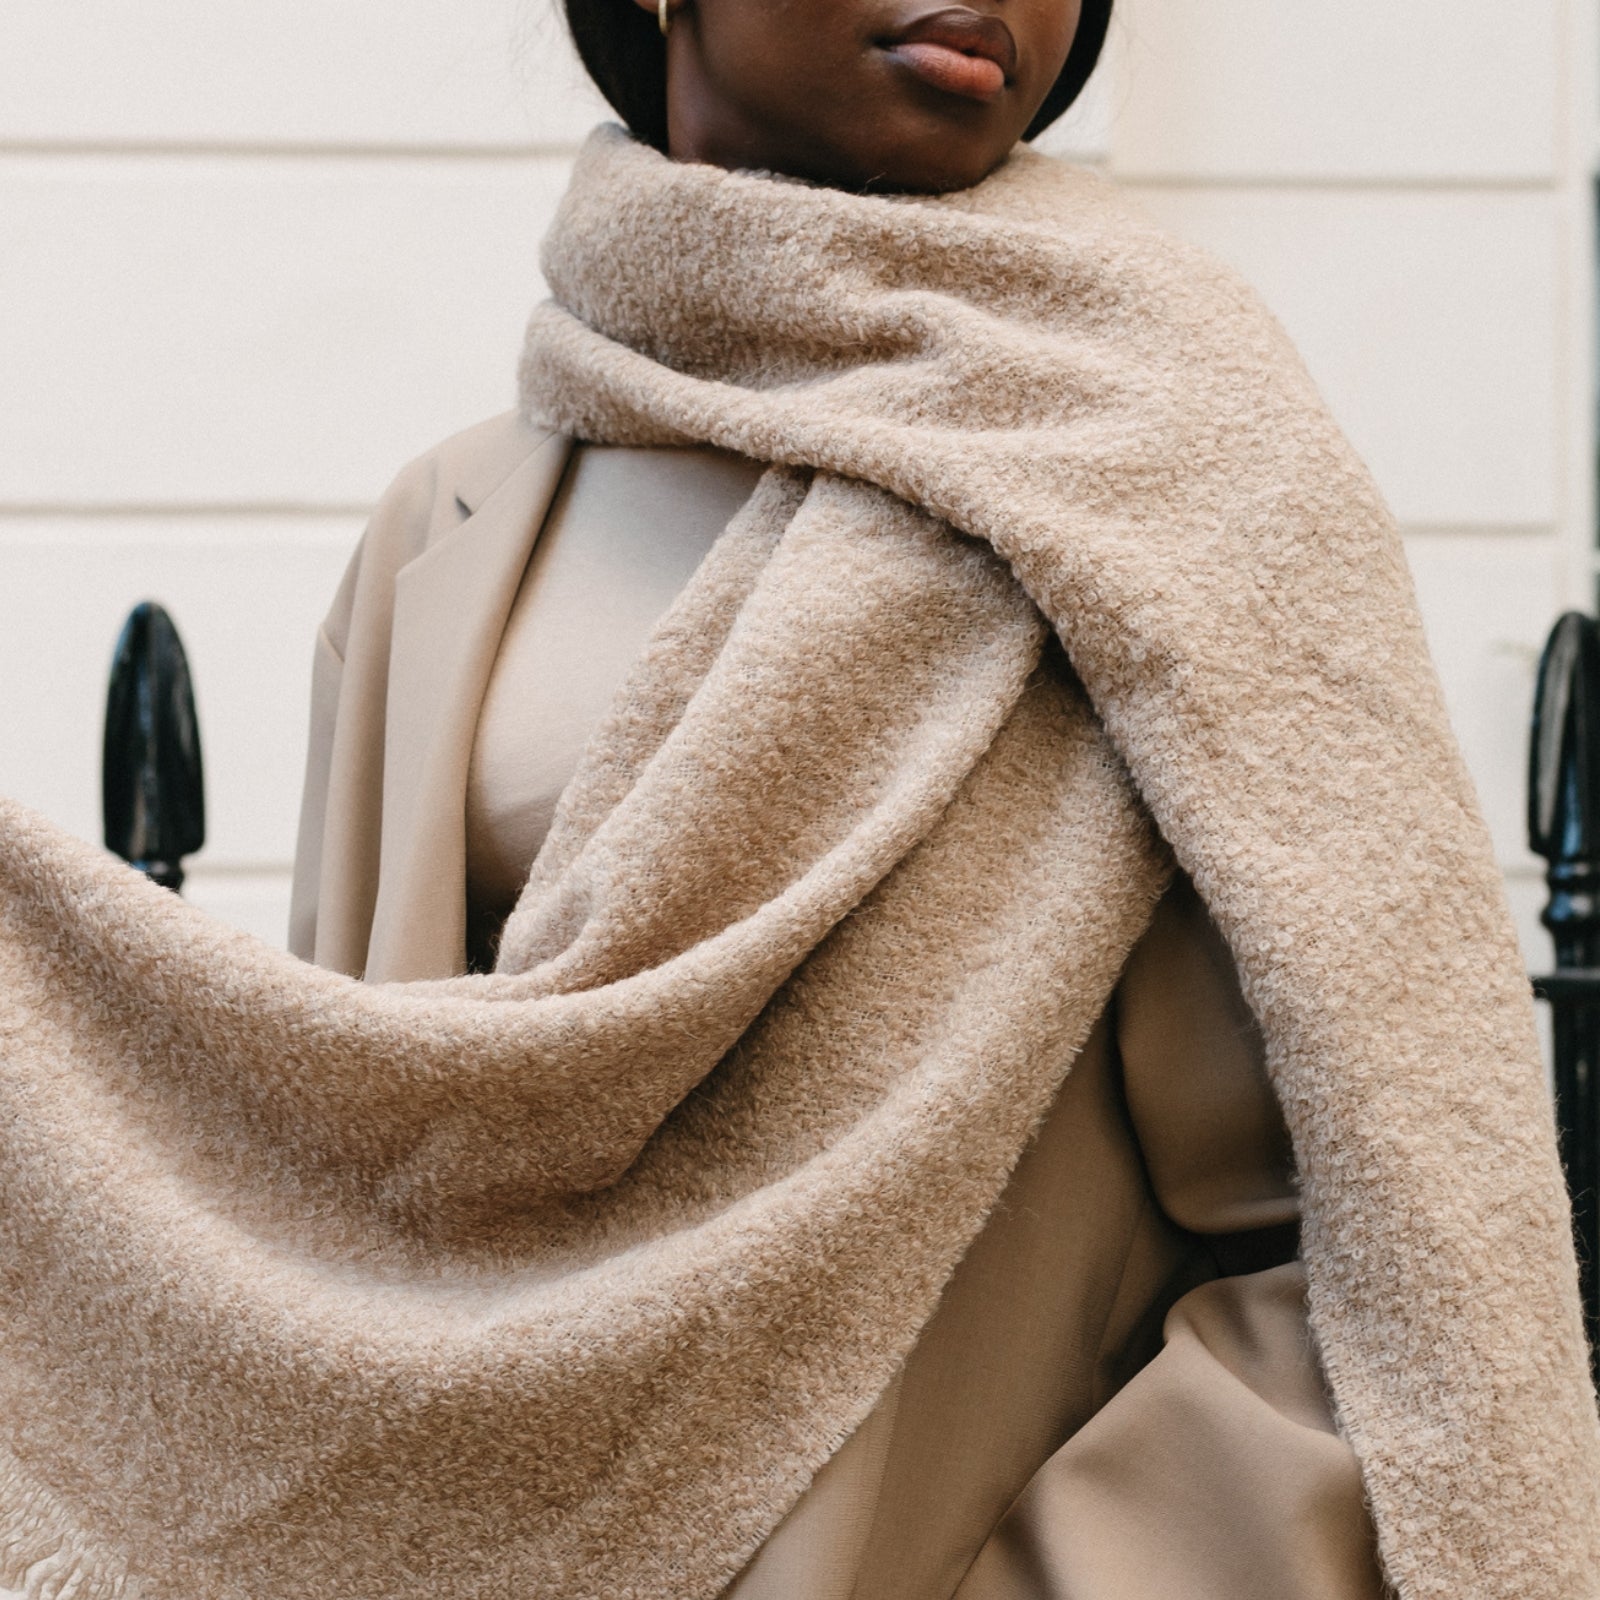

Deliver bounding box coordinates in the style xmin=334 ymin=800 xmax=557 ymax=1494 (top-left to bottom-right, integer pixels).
xmin=290 ymin=409 xmax=567 ymax=979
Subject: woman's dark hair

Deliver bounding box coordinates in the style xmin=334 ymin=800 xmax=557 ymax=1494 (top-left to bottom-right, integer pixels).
xmin=563 ymin=0 xmax=1114 ymax=155
xmin=1022 ymin=0 xmax=1114 ymax=142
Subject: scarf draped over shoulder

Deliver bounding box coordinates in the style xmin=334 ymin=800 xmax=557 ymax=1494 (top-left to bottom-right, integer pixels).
xmin=0 ymin=124 xmax=1594 ymax=1600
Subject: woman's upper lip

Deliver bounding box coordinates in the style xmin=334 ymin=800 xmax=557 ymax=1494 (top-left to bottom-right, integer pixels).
xmin=879 ymin=7 xmax=1019 ymax=78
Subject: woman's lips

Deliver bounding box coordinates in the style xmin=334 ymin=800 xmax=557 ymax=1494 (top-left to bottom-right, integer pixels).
xmin=880 ymin=8 xmax=1018 ymax=103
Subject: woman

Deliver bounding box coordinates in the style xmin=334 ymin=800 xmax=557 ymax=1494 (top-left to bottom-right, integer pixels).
xmin=285 ymin=0 xmax=1598 ymax=1592
xmin=0 ymin=1 xmax=1594 ymax=1597
xmin=291 ymin=3 xmax=1380 ymax=1595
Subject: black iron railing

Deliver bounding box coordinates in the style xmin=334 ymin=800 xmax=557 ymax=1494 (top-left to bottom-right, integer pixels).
xmin=102 ymin=601 xmax=204 ymax=892
xmin=1529 ymin=610 xmax=1600 ymax=1382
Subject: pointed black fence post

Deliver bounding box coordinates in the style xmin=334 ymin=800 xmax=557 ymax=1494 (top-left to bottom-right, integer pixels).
xmin=1529 ymin=609 xmax=1600 ymax=1381
xmin=102 ymin=601 xmax=205 ymax=893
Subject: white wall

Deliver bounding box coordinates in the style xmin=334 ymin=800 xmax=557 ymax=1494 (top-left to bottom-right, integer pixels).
xmin=1106 ymin=0 xmax=1596 ymax=970
xmin=0 ymin=0 xmax=1590 ymax=967
xmin=0 ymin=0 xmax=603 ymax=941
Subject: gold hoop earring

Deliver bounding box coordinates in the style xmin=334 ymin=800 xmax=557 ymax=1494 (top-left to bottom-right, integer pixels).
xmin=658 ymin=0 xmax=671 ymax=36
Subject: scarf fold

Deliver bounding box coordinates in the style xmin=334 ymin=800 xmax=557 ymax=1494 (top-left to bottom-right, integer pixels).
xmin=0 ymin=122 xmax=1595 ymax=1600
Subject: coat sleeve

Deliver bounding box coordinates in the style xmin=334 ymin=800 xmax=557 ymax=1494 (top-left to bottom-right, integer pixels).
xmin=287 ymin=537 xmax=365 ymax=961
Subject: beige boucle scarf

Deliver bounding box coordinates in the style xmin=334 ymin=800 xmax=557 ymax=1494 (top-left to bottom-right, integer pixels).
xmin=1 ymin=123 xmax=1597 ymax=1599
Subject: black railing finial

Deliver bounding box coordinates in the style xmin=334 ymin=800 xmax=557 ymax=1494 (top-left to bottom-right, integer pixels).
xmin=1531 ymin=612 xmax=1600 ymax=964
xmin=102 ymin=601 xmax=205 ymax=892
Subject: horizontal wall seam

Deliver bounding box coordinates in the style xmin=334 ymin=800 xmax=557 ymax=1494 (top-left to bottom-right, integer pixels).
xmin=0 ymin=503 xmax=375 ymax=521
xmin=1402 ymin=523 xmax=1556 ymax=539
xmin=0 ymin=139 xmax=587 ymax=162
xmin=1115 ymin=171 xmax=1559 ymax=194
xmin=182 ymin=862 xmax=295 ymax=879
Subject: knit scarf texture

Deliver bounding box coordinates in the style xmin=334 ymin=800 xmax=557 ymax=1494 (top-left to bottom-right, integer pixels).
xmin=1 ymin=122 xmax=1597 ymax=1599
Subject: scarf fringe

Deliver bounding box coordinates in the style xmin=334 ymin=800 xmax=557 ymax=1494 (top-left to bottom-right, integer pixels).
xmin=0 ymin=1464 xmax=138 ymax=1600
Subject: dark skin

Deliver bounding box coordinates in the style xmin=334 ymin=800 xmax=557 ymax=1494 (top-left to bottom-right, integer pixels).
xmin=630 ymin=0 xmax=1084 ymax=193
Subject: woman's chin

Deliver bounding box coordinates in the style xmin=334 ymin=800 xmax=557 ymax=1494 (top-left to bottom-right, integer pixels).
xmin=856 ymin=147 xmax=1012 ymax=195
xmin=809 ymin=126 xmax=1013 ymax=195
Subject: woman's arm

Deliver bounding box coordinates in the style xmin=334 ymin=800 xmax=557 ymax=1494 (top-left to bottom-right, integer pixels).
xmin=287 ymin=596 xmax=355 ymax=961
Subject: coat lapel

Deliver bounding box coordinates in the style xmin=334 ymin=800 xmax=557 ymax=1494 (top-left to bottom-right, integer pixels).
xmin=365 ymin=428 xmax=573 ymax=982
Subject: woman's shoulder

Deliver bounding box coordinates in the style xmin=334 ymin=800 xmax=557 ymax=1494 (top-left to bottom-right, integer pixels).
xmin=375 ymin=410 xmax=566 ymax=548
xmin=318 ymin=412 xmax=569 ymax=654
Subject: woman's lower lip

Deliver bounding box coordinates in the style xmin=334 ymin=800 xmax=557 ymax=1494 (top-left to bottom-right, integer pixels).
xmin=885 ymin=41 xmax=1007 ymax=101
